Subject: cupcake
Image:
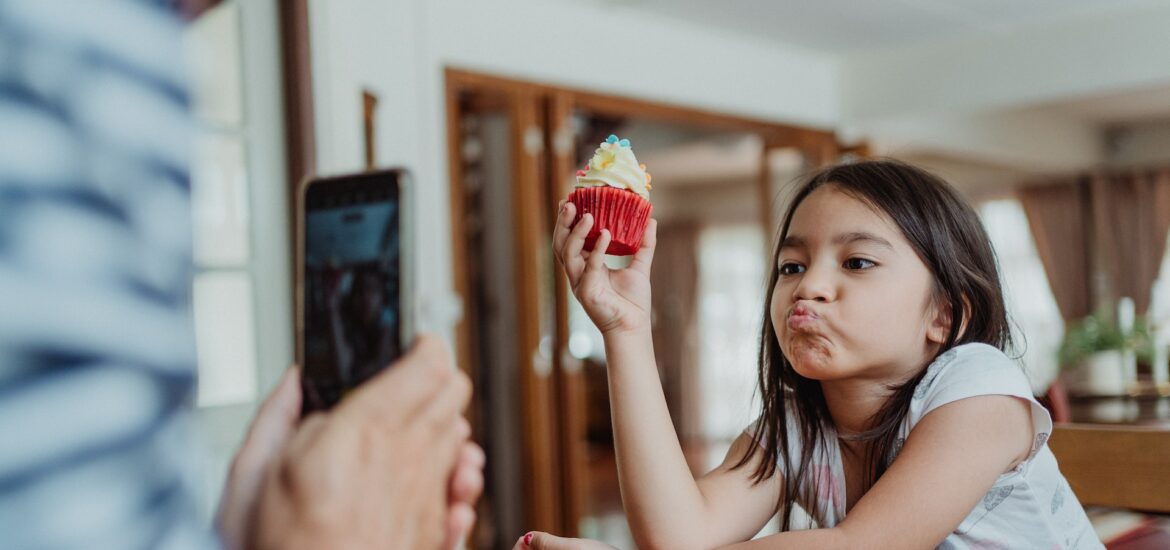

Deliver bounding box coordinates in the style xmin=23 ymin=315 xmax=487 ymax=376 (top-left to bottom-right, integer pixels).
xmin=569 ymin=134 xmax=653 ymax=256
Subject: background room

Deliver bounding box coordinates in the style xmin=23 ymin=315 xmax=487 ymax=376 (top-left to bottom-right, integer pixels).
xmin=182 ymin=0 xmax=1170 ymax=547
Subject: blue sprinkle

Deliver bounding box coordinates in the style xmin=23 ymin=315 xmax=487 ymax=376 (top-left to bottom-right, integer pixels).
xmin=606 ymin=134 xmax=619 ymax=144
xmin=619 ymin=138 xmax=631 ymax=148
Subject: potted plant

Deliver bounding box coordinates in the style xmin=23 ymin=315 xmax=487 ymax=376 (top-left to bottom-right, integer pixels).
xmin=1059 ymin=312 xmax=1152 ymax=395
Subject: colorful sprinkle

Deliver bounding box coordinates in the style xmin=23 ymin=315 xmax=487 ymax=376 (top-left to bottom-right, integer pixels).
xmin=576 ymin=170 xmax=587 ymax=177
xmin=606 ymin=134 xmax=619 ymax=144
xmin=619 ymin=138 xmax=630 ymax=148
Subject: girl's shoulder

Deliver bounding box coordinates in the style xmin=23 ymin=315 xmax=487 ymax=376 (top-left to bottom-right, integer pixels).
xmin=911 ymin=343 xmax=1024 ymax=402
xmin=906 ymin=342 xmax=1052 ymax=461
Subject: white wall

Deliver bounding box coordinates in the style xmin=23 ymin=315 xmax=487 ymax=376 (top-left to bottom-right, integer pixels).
xmin=307 ymin=0 xmax=840 ymax=341
xmin=421 ymin=1 xmax=839 ymax=128
xmin=840 ymin=2 xmax=1170 ymax=175
xmin=304 ymin=0 xmax=1170 ymax=358
xmin=842 ymin=3 xmax=1170 ymax=122
xmin=861 ymin=109 xmax=1105 ymax=172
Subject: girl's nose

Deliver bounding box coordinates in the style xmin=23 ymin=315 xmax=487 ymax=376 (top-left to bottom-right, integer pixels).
xmin=793 ymin=263 xmax=834 ymax=302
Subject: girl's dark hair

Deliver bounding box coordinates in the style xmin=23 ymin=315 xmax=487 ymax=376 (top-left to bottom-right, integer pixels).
xmin=734 ymin=159 xmax=1012 ymax=529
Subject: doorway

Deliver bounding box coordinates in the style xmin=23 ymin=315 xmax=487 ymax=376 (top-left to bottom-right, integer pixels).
xmin=445 ymin=68 xmax=843 ymax=549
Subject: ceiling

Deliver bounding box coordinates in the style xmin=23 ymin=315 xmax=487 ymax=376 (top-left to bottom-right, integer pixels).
xmin=573 ymin=0 xmax=1167 ymax=54
xmin=566 ymin=0 xmax=1170 ymax=190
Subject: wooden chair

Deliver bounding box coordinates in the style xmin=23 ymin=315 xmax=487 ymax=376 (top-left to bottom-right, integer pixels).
xmin=1048 ymin=423 xmax=1170 ymax=513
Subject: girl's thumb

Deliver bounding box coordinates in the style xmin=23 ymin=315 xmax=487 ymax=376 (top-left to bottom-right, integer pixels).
xmin=524 ymin=531 xmax=619 ymax=550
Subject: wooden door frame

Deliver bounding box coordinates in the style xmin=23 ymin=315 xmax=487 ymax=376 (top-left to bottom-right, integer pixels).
xmin=447 ymin=65 xmax=839 ymax=373
xmin=509 ymin=86 xmax=565 ymax=533
xmin=278 ymin=0 xmax=314 ymax=364
xmin=545 ymin=90 xmax=586 ymax=534
xmin=444 ymin=67 xmax=841 ymax=536
xmin=446 ymin=72 xmax=567 ymax=538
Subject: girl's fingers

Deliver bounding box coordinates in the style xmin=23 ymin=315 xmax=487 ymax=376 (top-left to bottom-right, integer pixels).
xmin=551 ymin=200 xmax=573 ymax=260
xmin=563 ymin=213 xmax=594 ymax=283
xmin=628 ymin=219 xmax=658 ymax=277
xmin=527 ymin=532 xmax=618 ymax=550
xmin=585 ymin=229 xmax=611 ymax=276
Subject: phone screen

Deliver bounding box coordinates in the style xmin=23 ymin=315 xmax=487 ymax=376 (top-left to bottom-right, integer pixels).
xmin=302 ymin=171 xmax=402 ymax=413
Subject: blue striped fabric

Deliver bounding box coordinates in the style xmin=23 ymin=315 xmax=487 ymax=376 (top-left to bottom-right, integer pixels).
xmin=0 ymin=0 xmax=217 ymax=548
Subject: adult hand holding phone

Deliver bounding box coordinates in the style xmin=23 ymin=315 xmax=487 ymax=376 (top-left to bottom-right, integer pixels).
xmin=218 ymin=335 xmax=482 ymax=550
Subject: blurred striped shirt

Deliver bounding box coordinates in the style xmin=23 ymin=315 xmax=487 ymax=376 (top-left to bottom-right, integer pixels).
xmin=0 ymin=0 xmax=217 ymax=548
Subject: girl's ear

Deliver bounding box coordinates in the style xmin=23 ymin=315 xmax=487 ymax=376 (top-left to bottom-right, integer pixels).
xmin=926 ymin=295 xmax=970 ymax=345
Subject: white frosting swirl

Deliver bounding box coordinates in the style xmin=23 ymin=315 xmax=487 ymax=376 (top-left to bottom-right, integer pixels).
xmin=575 ymin=138 xmax=651 ymax=199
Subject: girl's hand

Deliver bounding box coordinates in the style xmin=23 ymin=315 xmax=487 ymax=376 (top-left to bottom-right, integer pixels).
xmin=514 ymin=532 xmax=620 ymax=550
xmin=552 ymin=200 xmax=658 ymax=336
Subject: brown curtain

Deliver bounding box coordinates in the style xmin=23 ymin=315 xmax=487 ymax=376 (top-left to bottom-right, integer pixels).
xmin=1093 ymin=169 xmax=1170 ymax=314
xmin=1019 ymin=179 xmax=1094 ymax=322
xmin=649 ymin=221 xmax=701 ymax=442
xmin=1020 ymin=169 xmax=1170 ymax=320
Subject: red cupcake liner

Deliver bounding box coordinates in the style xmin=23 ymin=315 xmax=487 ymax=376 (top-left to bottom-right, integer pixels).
xmin=569 ymin=186 xmax=653 ymax=256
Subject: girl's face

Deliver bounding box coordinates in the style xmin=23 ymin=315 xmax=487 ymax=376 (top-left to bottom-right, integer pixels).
xmin=771 ymin=186 xmax=949 ymax=383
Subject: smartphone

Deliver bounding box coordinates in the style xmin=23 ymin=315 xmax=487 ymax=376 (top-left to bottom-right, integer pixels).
xmin=297 ymin=168 xmax=414 ymax=414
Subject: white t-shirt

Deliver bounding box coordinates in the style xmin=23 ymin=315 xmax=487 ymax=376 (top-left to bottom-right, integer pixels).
xmin=759 ymin=343 xmax=1103 ymax=549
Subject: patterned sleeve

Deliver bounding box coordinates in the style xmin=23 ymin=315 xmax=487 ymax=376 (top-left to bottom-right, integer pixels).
xmin=0 ymin=1 xmax=219 ymax=548
xmin=910 ymin=344 xmax=1054 ymax=467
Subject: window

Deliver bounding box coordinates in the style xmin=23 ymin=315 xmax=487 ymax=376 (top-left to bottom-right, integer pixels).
xmin=696 ymin=223 xmax=791 ymax=534
xmin=697 ymin=224 xmax=766 ymax=458
xmin=185 ymin=3 xmax=257 ymax=407
xmin=979 ymin=199 xmax=1065 ymax=392
xmin=182 ymin=0 xmax=291 ymax=522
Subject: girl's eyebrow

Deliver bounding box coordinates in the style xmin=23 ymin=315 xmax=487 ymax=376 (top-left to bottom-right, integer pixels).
xmin=780 ymin=232 xmax=894 ymax=251
xmin=779 ymin=235 xmax=806 ymax=250
xmin=834 ymin=231 xmax=895 ymax=250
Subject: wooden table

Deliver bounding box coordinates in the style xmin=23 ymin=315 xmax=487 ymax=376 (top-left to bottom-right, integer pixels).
xmin=1068 ymin=394 xmax=1170 ymax=427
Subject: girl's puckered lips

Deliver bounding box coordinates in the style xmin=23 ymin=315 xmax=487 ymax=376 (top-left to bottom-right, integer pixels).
xmin=787 ymin=303 xmax=821 ymax=330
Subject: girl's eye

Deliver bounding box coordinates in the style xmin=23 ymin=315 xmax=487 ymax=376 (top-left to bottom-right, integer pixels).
xmin=779 ymin=262 xmax=805 ymax=275
xmin=843 ymin=258 xmax=876 ymax=270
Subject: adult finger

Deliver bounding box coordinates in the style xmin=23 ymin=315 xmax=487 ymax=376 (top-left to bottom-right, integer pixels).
xmin=284 ymin=411 xmax=330 ymax=460
xmin=448 ymin=442 xmax=485 ymax=506
xmin=417 ymin=368 xmax=472 ymax=437
xmin=627 ymin=219 xmax=657 ymax=278
xmin=216 ymin=366 xmax=303 ymax=550
xmin=343 ymin=334 xmax=452 ymax=425
xmin=437 ymin=431 xmax=479 ymax=550
xmin=235 ymin=366 xmax=302 ymax=469
xmin=443 ymin=503 xmax=477 ymax=550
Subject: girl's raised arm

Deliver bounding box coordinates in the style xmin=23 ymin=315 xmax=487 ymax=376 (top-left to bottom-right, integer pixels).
xmin=553 ymin=201 xmax=781 ymax=550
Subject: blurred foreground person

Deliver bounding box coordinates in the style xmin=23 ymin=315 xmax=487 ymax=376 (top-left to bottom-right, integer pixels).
xmin=0 ymin=1 xmax=481 ymax=548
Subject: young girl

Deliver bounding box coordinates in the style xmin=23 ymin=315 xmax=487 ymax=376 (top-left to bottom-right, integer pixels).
xmin=539 ymin=160 xmax=1101 ymax=550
